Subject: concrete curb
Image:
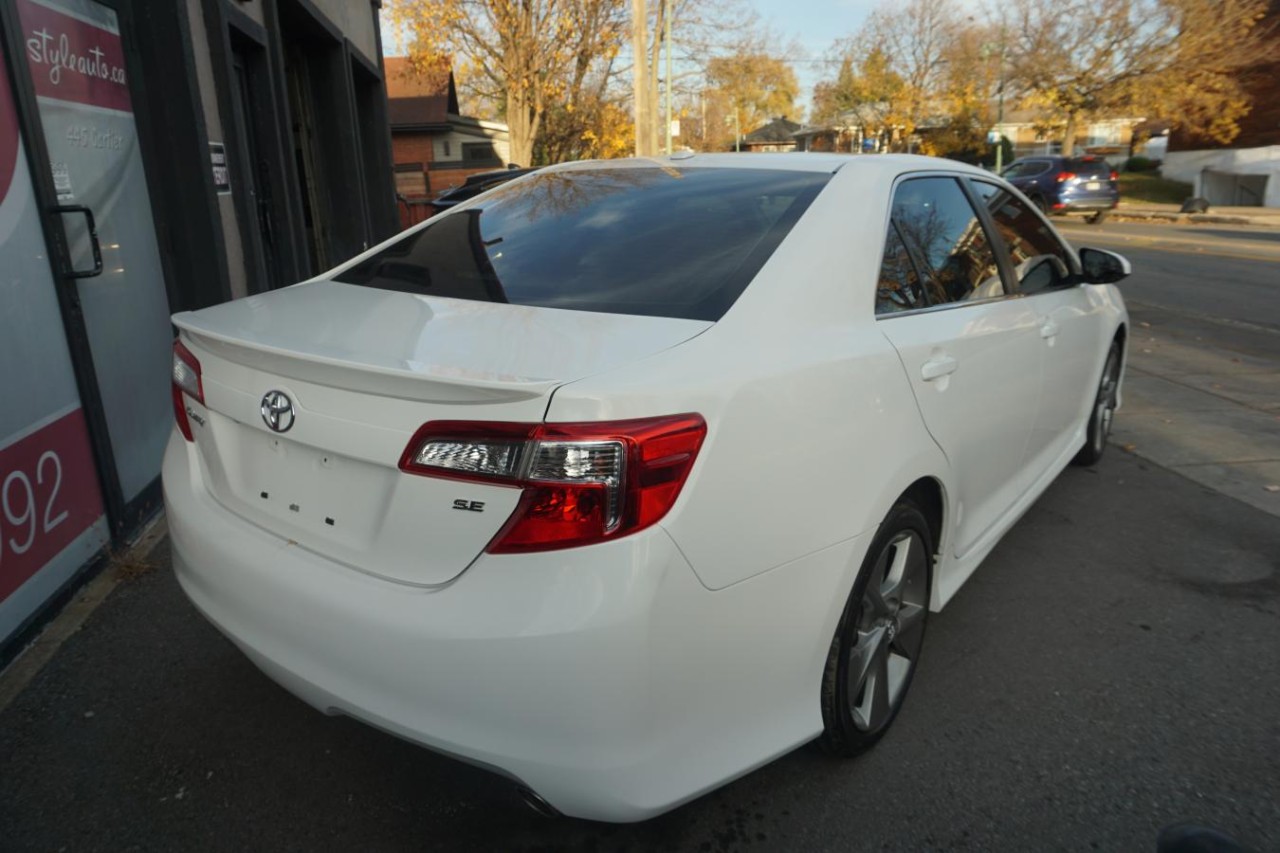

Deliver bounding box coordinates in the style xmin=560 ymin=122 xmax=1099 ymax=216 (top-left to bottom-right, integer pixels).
xmin=1112 ymin=209 xmax=1280 ymax=227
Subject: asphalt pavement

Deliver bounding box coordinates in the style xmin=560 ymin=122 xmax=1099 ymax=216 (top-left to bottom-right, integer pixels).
xmin=2 ymin=219 xmax=1278 ymax=852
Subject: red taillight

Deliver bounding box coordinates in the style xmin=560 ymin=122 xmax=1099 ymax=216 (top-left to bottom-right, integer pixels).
xmin=172 ymin=339 xmax=203 ymax=442
xmin=1056 ymin=171 xmax=1076 ymax=183
xmin=1109 ymin=170 xmax=1118 ymax=181
xmin=399 ymin=415 xmax=707 ymax=553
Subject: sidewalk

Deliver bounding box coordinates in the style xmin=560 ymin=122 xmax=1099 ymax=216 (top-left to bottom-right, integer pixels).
xmin=1111 ymin=310 xmax=1280 ymax=520
xmin=1113 ymin=202 xmax=1280 ymax=227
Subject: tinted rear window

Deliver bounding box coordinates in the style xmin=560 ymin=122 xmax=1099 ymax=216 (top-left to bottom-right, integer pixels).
xmin=1067 ymin=158 xmax=1110 ymax=177
xmin=334 ymin=166 xmax=829 ymax=321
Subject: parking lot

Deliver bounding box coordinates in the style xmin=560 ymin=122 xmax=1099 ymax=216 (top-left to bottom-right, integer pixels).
xmin=2 ymin=220 xmax=1278 ymax=852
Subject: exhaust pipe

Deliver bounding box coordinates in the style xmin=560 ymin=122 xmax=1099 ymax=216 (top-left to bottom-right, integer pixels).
xmin=516 ymin=786 xmax=562 ymax=818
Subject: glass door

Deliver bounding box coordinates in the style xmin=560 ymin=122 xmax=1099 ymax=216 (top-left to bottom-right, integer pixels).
xmin=11 ymin=0 xmax=175 ymax=530
xmin=0 ymin=16 xmax=109 ymax=645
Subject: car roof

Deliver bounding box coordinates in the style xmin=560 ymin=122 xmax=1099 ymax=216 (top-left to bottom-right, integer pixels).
xmin=543 ymin=152 xmax=992 ymax=178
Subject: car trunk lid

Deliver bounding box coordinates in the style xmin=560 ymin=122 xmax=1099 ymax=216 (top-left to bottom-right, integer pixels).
xmin=172 ymin=280 xmax=711 ymax=586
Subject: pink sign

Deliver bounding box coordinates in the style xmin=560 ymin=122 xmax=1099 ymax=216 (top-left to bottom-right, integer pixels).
xmin=18 ymin=0 xmax=133 ymax=114
xmin=0 ymin=409 xmax=106 ymax=603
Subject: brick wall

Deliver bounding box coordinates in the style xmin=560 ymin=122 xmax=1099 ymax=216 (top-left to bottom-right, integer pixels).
xmin=391 ymin=132 xmax=435 ymax=198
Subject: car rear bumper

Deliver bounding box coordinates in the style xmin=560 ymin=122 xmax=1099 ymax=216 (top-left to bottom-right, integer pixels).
xmin=1054 ymin=195 xmax=1119 ymax=212
xmin=163 ymin=432 xmax=861 ymax=821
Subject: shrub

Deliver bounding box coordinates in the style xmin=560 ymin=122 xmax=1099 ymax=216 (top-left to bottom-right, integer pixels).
xmin=1124 ymin=155 xmax=1157 ymax=172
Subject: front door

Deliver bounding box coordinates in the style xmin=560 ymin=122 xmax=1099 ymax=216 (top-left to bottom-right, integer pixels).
xmin=969 ymin=179 xmax=1105 ymax=472
xmin=11 ymin=0 xmax=175 ymax=532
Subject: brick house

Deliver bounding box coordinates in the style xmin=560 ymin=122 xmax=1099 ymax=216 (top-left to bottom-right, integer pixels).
xmin=383 ymin=57 xmax=511 ymax=218
xmin=1162 ymin=0 xmax=1280 ymax=207
xmin=740 ymin=118 xmax=801 ymax=152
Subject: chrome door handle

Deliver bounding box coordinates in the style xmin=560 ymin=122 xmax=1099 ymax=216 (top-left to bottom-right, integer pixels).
xmin=921 ymin=355 xmax=958 ymax=381
xmin=1040 ymin=320 xmax=1059 ymax=339
xmin=50 ymin=204 xmax=104 ymax=278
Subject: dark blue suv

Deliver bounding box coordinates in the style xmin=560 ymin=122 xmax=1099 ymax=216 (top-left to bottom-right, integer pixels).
xmin=1001 ymin=156 xmax=1119 ymax=224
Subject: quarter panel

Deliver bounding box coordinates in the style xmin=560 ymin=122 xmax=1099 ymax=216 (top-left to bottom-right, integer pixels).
xmin=547 ymin=326 xmax=947 ymax=592
xmin=545 ymin=162 xmax=954 ymax=591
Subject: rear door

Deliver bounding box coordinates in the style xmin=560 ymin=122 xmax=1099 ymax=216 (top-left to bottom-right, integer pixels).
xmin=1003 ymin=158 xmax=1052 ymax=198
xmin=876 ymin=175 xmax=1045 ymax=558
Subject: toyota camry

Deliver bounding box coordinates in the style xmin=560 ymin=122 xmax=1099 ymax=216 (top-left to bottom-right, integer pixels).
xmin=164 ymin=153 xmax=1129 ymax=821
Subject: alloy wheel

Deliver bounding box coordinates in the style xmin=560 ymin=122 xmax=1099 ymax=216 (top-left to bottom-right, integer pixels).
xmin=1092 ymin=350 xmax=1121 ymax=455
xmin=847 ymin=529 xmax=929 ymax=732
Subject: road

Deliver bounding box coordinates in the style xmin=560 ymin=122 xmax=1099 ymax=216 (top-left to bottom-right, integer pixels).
xmin=2 ymin=220 xmax=1278 ymax=852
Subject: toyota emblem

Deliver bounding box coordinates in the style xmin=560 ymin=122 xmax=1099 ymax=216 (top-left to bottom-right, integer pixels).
xmin=260 ymin=390 xmax=295 ymax=433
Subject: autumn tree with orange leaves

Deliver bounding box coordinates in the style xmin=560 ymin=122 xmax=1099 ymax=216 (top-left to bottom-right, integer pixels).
xmin=386 ymin=0 xmax=627 ymax=166
xmin=1006 ymin=0 xmax=1274 ymax=154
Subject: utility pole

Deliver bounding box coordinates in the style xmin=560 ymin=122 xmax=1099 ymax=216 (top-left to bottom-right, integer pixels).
xmin=994 ymin=24 xmax=1007 ymax=173
xmin=981 ymin=25 xmax=1008 ymax=172
xmin=631 ymin=0 xmax=651 ymax=156
xmin=664 ymin=0 xmax=673 ymax=154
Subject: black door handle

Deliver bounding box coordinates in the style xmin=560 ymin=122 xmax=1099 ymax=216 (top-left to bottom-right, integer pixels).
xmin=50 ymin=204 xmax=104 ymax=278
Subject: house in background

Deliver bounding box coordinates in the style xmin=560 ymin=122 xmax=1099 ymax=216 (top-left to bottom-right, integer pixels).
xmin=792 ymin=114 xmax=907 ymax=153
xmin=990 ymin=110 xmax=1146 ymax=165
xmin=383 ymin=57 xmax=511 ymax=217
xmin=739 ymin=117 xmax=801 ymax=152
xmin=1162 ymin=0 xmax=1280 ymax=207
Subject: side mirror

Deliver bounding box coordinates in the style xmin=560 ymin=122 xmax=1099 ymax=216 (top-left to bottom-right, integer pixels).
xmin=1078 ymin=247 xmax=1131 ymax=284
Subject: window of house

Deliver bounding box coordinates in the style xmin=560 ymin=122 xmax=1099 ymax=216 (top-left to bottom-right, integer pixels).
xmin=462 ymin=142 xmax=499 ymax=163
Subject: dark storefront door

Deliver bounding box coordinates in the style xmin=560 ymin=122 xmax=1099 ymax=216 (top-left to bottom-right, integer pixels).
xmin=231 ymin=39 xmax=283 ymax=293
xmin=8 ymin=0 xmax=175 ymax=534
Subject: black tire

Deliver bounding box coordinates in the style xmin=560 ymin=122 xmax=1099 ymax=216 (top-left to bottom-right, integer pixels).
xmin=1085 ymin=210 xmax=1107 ymax=225
xmin=1031 ymin=195 xmax=1048 ymax=215
xmin=1072 ymin=341 xmax=1122 ymax=466
xmin=819 ymin=501 xmax=933 ymax=757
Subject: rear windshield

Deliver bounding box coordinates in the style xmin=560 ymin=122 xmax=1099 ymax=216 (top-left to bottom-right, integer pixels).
xmin=1067 ymin=158 xmax=1111 ymax=177
xmin=334 ymin=166 xmax=830 ymax=321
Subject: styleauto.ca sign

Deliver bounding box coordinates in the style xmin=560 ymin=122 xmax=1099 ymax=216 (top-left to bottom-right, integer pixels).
xmin=19 ymin=0 xmax=131 ymax=112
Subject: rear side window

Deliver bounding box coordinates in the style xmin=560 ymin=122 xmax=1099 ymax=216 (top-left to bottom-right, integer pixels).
xmin=889 ymin=177 xmax=1003 ymax=306
xmin=334 ymin=167 xmax=830 ymax=321
xmin=971 ymin=181 xmax=1074 ymax=294
xmin=1067 ymin=158 xmax=1111 ymax=178
xmin=1003 ymin=160 xmax=1049 ymax=179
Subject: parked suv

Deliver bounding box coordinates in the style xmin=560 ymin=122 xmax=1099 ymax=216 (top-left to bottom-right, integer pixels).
xmin=428 ymin=166 xmax=537 ymax=216
xmin=1001 ymin=155 xmax=1118 ymax=223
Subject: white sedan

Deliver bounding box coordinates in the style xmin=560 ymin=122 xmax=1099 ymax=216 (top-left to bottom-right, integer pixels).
xmin=164 ymin=153 xmax=1128 ymax=821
